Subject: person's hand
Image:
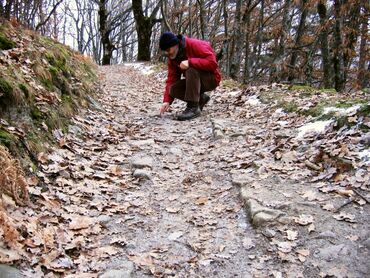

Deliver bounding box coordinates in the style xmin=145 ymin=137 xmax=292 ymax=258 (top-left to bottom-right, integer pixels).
xmin=160 ymin=102 xmax=170 ymax=115
xmin=180 ymin=60 xmax=189 ymax=70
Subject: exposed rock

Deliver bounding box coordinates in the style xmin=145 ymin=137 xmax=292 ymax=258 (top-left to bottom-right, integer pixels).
xmin=97 ymin=215 xmax=111 ymax=225
xmin=130 ymin=155 xmax=154 ymax=169
xmin=362 ymin=238 xmax=370 ymax=250
xmin=231 ymin=173 xmax=254 ymax=187
xmin=262 ymin=228 xmax=277 ymax=238
xmin=132 ymin=169 xmax=151 ymax=180
xmin=129 ymin=139 xmax=155 ymax=148
xmin=100 ymin=261 xmax=134 ymax=278
xmin=245 ymin=199 xmax=285 ymax=227
xmin=0 ymin=265 xmax=23 ymax=278
xmin=316 ymin=244 xmax=348 ymax=262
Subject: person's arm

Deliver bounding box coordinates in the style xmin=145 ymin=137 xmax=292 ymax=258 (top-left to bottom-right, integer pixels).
xmin=188 ymin=40 xmax=218 ymax=71
xmin=160 ymin=61 xmax=180 ymax=114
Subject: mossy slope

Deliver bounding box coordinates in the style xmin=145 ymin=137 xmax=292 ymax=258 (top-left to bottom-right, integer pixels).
xmin=0 ymin=20 xmax=100 ymax=170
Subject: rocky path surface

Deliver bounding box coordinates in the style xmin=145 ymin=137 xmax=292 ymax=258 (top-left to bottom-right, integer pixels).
xmin=12 ymin=64 xmax=369 ymax=277
xmin=91 ymin=65 xmax=261 ymax=277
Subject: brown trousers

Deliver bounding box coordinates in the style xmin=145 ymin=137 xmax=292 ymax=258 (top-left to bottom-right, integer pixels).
xmin=169 ymin=67 xmax=217 ymax=103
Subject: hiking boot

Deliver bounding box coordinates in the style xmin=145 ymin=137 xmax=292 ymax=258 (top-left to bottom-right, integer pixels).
xmin=199 ymin=94 xmax=210 ymax=111
xmin=177 ymin=102 xmax=201 ymax=121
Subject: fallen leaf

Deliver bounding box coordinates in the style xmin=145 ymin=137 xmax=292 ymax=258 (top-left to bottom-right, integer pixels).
xmin=308 ymin=223 xmax=315 ymax=233
xmin=346 ymin=235 xmax=359 ymax=241
xmin=333 ymin=212 xmax=356 ymax=223
xmin=37 ymin=152 xmax=49 ymax=164
xmin=301 ymin=190 xmax=318 ymax=201
xmin=68 ymin=216 xmax=95 ymax=230
xmin=296 ymin=249 xmax=310 ymax=257
xmin=168 ymin=231 xmax=183 ymax=241
xmin=294 ymin=214 xmax=314 ymax=226
xmin=165 ymin=207 xmax=180 ymax=213
xmin=90 ymin=246 xmax=120 ymax=258
xmin=195 ymin=197 xmax=208 ymax=205
xmin=0 ymin=247 xmax=21 ymax=263
xmin=242 ymin=238 xmax=255 ymax=250
xmin=286 ymin=230 xmax=298 ymax=241
xmin=322 ymin=203 xmax=335 ymax=211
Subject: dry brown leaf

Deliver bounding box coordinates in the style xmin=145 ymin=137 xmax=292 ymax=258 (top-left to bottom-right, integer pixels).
xmin=242 ymin=238 xmax=255 ymax=250
xmin=322 ymin=203 xmax=335 ymax=211
xmin=301 ymin=190 xmax=318 ymax=201
xmin=308 ymin=223 xmax=315 ymax=233
xmin=129 ymin=253 xmax=154 ymax=267
xmin=276 ymin=241 xmax=294 ymax=253
xmin=90 ymin=245 xmax=119 ymax=258
xmin=110 ymin=165 xmax=123 ymax=176
xmin=195 ymin=197 xmax=208 ymax=205
xmin=286 ymin=230 xmax=298 ymax=241
xmin=333 ymin=212 xmax=356 ymax=223
xmin=0 ymin=247 xmax=21 ymax=263
xmin=294 ymin=214 xmax=314 ymax=226
xmin=68 ymin=215 xmax=95 ymax=230
xmin=37 ymin=152 xmax=49 ymax=164
xmin=165 ymin=207 xmax=180 ymax=213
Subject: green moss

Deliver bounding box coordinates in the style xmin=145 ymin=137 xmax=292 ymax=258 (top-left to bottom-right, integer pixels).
xmin=0 ymin=77 xmax=13 ymax=96
xmin=358 ymin=103 xmax=370 ymax=116
xmin=0 ymin=33 xmax=16 ymax=50
xmin=222 ymin=79 xmax=241 ymax=89
xmin=0 ymin=129 xmax=16 ymax=148
xmin=319 ymin=88 xmax=337 ymax=94
xmin=30 ymin=106 xmax=43 ymax=121
xmin=27 ymin=132 xmax=45 ymax=154
xmin=41 ymin=77 xmax=54 ymax=91
xmin=49 ymin=65 xmax=60 ymax=77
xmin=289 ymin=85 xmax=315 ymax=92
xmin=18 ymin=83 xmax=29 ymax=98
xmin=277 ymin=100 xmax=299 ymax=113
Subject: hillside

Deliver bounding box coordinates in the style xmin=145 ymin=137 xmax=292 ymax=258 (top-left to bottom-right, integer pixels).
xmin=0 ymin=21 xmax=369 ymax=277
xmin=0 ymin=19 xmax=100 ymax=171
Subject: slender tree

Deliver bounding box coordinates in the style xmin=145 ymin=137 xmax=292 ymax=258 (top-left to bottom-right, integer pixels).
xmin=317 ymin=0 xmax=332 ymax=88
xmin=132 ymin=0 xmax=162 ymax=61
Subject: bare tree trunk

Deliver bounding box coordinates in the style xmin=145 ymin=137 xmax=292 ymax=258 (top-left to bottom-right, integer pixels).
xmin=252 ymin=0 xmax=264 ymax=77
xmin=160 ymin=0 xmax=172 ymax=32
xmin=98 ymin=0 xmax=114 ymax=65
xmin=197 ymin=0 xmax=208 ymax=40
xmin=332 ymin=0 xmax=344 ymax=91
xmin=35 ymin=0 xmax=63 ymax=32
xmin=229 ymin=0 xmax=243 ymax=80
xmin=243 ymin=11 xmax=251 ymax=83
xmin=188 ymin=0 xmax=192 ymax=36
xmin=342 ymin=3 xmax=361 ymax=87
xmin=132 ymin=0 xmax=161 ymax=61
xmin=4 ymin=0 xmax=13 ymax=19
xmin=317 ymin=0 xmax=332 ymax=88
xmin=288 ymin=0 xmax=308 ymax=82
xmin=217 ymin=0 xmax=229 ymax=73
xmin=357 ymin=2 xmax=369 ymax=89
xmin=0 ymin=0 xmax=4 ymax=17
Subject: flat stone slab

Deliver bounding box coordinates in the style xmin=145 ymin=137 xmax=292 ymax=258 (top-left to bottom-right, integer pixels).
xmin=245 ymin=198 xmax=286 ymax=227
xmin=0 ymin=265 xmax=23 ymax=278
xmin=129 ymin=139 xmax=155 ymax=148
xmin=133 ymin=169 xmax=151 ymax=180
xmin=130 ymin=155 xmax=154 ymax=169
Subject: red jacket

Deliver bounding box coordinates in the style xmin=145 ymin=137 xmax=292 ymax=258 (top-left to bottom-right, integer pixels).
xmin=163 ymin=37 xmax=221 ymax=103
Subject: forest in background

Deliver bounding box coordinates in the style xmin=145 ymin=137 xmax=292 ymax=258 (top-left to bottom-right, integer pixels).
xmin=1 ymin=0 xmax=369 ymax=91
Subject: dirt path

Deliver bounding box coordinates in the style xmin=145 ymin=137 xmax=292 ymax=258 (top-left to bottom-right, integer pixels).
xmin=15 ymin=64 xmax=368 ymax=277
xmin=91 ymin=64 xmax=263 ymax=277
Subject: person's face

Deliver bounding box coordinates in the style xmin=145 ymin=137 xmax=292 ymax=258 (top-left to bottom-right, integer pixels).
xmin=164 ymin=44 xmax=179 ymax=60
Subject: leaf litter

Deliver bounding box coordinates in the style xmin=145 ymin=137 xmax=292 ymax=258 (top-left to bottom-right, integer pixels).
xmin=0 ymin=64 xmax=369 ymax=277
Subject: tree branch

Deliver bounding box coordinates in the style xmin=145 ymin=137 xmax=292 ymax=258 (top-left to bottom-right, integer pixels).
xmin=36 ymin=0 xmax=64 ymax=31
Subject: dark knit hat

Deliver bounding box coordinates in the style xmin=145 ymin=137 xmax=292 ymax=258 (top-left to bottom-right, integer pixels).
xmin=159 ymin=32 xmax=179 ymax=50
